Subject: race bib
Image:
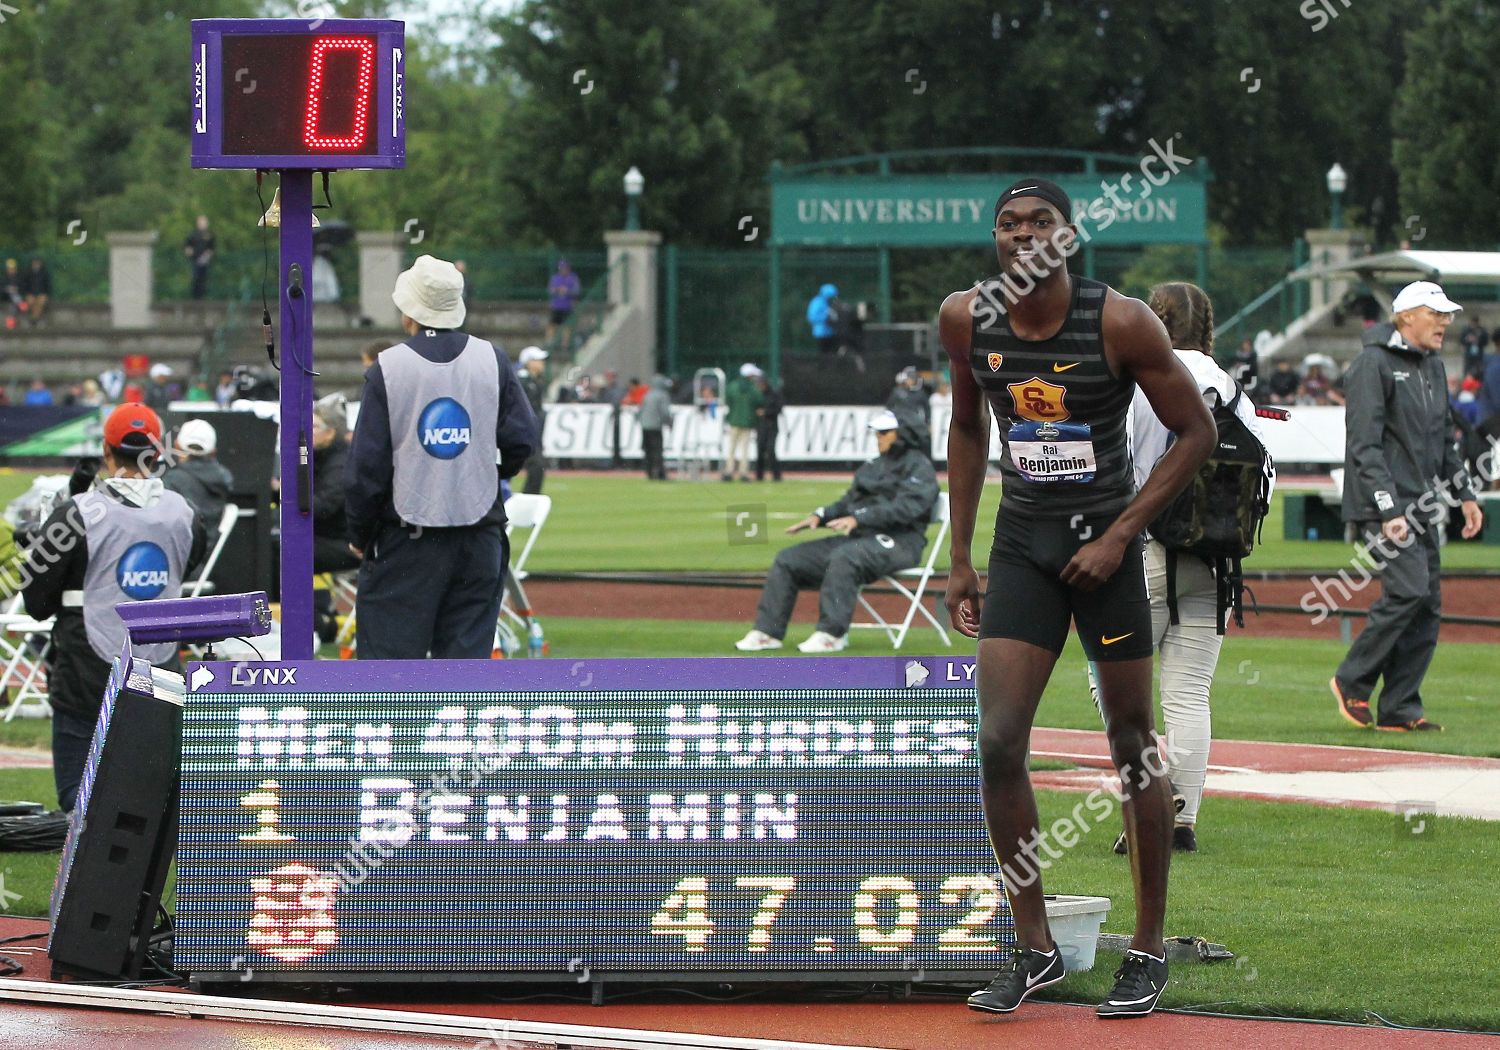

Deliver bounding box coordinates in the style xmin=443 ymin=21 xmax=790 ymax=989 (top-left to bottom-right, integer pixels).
xmin=1007 ymin=421 xmax=1097 ymax=483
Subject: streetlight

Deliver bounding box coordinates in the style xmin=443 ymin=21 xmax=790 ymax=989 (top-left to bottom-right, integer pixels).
xmin=623 ymin=166 xmax=644 ymax=231
xmin=1326 ymin=163 xmax=1347 ymax=231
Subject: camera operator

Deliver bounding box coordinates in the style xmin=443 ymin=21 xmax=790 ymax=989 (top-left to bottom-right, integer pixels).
xmin=22 ymin=404 xmax=205 ymax=811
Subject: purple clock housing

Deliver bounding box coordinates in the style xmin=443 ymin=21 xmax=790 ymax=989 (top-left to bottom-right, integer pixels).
xmin=192 ymin=18 xmax=405 ymax=170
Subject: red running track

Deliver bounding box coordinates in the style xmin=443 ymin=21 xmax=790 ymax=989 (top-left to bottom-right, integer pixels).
xmin=0 ymin=918 xmax=1494 ymax=1049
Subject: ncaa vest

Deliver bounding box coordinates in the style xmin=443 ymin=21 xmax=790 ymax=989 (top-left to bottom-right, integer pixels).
xmin=969 ymin=275 xmax=1135 ymax=517
xmin=381 ymin=335 xmax=501 ymax=527
xmin=76 ymin=488 xmax=194 ymax=664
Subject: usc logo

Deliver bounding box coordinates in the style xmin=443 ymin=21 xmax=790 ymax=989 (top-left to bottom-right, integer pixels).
xmin=1007 ymin=377 xmax=1070 ymax=422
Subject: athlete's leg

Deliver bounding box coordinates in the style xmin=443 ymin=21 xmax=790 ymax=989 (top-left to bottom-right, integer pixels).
xmin=1094 ymin=655 xmax=1170 ymax=955
xmin=976 ymin=637 xmax=1061 ymax=951
xmin=1073 ymin=525 xmax=1164 ymax=953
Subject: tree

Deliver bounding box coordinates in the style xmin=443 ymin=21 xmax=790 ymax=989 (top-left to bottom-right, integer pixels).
xmin=487 ymin=0 xmax=809 ymax=247
xmin=1393 ymin=0 xmax=1500 ymax=248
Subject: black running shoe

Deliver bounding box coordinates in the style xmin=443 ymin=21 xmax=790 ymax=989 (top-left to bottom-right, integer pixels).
xmin=1112 ymin=831 xmax=1128 ymax=855
xmin=1172 ymin=824 xmax=1198 ymax=853
xmin=1097 ymin=950 xmax=1169 ymax=1018
xmin=967 ymin=945 xmax=1066 ymax=1014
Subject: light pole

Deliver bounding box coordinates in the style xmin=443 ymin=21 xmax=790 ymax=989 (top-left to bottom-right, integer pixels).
xmin=623 ymin=166 xmax=644 ymax=231
xmin=1326 ymin=163 xmax=1347 ymax=231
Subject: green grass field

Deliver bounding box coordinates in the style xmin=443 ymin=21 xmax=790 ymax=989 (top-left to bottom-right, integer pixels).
xmin=1 ymin=466 xmax=1497 ymax=1027
xmin=4 ymin=467 xmax=1497 ymax=573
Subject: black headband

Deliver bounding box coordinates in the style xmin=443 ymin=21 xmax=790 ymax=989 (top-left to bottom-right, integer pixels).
xmin=994 ymin=177 xmax=1073 ymax=223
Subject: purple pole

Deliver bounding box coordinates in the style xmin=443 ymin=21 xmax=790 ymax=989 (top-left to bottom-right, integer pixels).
xmin=277 ymin=170 xmax=315 ymax=659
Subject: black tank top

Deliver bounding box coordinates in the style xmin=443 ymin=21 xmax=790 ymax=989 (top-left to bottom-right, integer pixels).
xmin=968 ymin=275 xmax=1135 ymax=518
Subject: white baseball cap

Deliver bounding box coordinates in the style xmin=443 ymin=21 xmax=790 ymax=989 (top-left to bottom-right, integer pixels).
xmin=1392 ymin=281 xmax=1462 ymax=315
xmin=519 ymin=346 xmax=549 ymax=364
xmin=177 ymin=418 xmax=217 ymax=455
xmin=149 ymin=363 xmax=173 ymax=379
xmin=740 ymin=363 xmax=764 ymax=378
xmin=392 ymin=255 xmax=467 ymax=329
xmin=868 ymin=409 xmax=901 ymax=432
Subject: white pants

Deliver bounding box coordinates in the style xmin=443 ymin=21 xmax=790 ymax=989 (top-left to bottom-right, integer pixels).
xmin=1088 ymin=540 xmax=1222 ymax=826
xmin=726 ymin=426 xmax=754 ymax=479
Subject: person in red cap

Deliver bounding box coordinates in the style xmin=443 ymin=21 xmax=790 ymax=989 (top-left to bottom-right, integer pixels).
xmin=22 ymin=403 xmax=205 ymax=811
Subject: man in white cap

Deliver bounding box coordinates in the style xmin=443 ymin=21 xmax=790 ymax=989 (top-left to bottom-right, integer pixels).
xmin=146 ymin=362 xmax=177 ymax=411
xmin=723 ymin=363 xmax=765 ymax=482
xmin=735 ymin=410 xmax=938 ymax=652
xmin=517 ymin=346 xmax=549 ymax=494
xmin=163 ymin=418 xmax=235 ymax=546
xmin=346 ymin=254 xmax=538 ymax=658
xmin=1332 ymin=280 xmax=1483 ymax=732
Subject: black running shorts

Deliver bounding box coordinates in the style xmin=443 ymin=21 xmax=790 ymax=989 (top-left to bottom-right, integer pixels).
xmin=978 ymin=504 xmax=1153 ymax=662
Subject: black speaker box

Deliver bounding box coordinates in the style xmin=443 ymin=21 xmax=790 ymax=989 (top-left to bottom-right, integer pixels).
xmin=48 ymin=652 xmax=182 ymax=980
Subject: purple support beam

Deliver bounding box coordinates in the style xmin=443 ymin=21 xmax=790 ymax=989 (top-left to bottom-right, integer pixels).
xmin=277 ymin=170 xmax=316 ymax=658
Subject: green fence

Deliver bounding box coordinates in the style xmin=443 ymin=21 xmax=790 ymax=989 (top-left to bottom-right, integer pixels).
xmin=402 ymin=248 xmax=607 ymax=304
xmin=0 ymin=247 xmax=110 ymax=305
xmin=662 ymin=244 xmax=1302 ymax=379
xmin=664 ymin=248 xmax=884 ymax=377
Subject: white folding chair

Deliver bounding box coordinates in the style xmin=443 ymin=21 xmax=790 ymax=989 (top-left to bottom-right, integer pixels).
xmin=187 ymin=503 xmax=244 ymax=598
xmin=850 ymin=492 xmax=953 ymax=649
xmin=498 ymin=494 xmax=552 ymax=652
xmin=0 ymin=607 xmax=55 ymax=720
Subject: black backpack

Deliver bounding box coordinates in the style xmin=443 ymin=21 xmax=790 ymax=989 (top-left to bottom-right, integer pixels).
xmin=1148 ymin=386 xmax=1273 ymax=633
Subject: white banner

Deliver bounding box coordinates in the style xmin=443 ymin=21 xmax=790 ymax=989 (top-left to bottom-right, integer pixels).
xmin=542 ymin=402 xmax=1349 ymax=465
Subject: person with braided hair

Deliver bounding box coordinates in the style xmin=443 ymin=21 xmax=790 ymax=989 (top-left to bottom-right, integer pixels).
xmin=1086 ymin=281 xmax=1275 ymax=854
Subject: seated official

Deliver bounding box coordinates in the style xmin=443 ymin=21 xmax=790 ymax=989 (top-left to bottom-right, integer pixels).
xmin=162 ymin=418 xmax=234 ymax=545
xmin=735 ymin=410 xmax=938 ymax=653
xmin=22 ymin=404 xmax=205 ymax=811
xmin=311 ymin=396 xmax=359 ymax=574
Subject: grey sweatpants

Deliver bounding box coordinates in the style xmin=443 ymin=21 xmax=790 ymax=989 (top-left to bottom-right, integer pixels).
xmin=754 ymin=531 xmax=926 ymax=638
xmin=1335 ymin=523 xmax=1442 ymax=726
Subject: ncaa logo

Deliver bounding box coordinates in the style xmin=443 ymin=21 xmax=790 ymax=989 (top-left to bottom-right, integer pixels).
xmin=418 ymin=397 xmax=472 ymax=460
xmin=117 ymin=542 xmax=170 ymax=600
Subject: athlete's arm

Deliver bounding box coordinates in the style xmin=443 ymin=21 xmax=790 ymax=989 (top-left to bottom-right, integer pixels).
xmin=1061 ymin=294 xmax=1213 ymax=591
xmin=939 ymin=289 xmax=988 ymax=637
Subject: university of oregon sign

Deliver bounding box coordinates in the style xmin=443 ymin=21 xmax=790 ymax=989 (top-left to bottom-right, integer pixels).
xmin=770 ymin=171 xmax=1206 ymax=248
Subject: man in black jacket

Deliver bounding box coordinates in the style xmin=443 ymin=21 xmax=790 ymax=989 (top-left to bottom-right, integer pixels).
xmin=1331 ymin=282 xmax=1484 ymax=733
xmin=345 ymin=255 xmax=537 ymax=659
xmin=162 ymin=418 xmax=234 ymax=547
xmin=735 ymin=411 xmax=938 ymax=653
xmin=22 ymin=403 xmax=205 ymax=810
xmin=517 ymin=346 xmax=548 ymax=493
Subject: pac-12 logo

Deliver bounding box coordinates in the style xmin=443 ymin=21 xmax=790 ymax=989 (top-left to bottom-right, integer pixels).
xmin=418 ymin=397 xmax=472 ymax=459
xmin=117 ymin=542 xmax=170 ymax=599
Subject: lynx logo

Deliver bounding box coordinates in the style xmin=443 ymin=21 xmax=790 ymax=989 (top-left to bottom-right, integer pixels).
xmin=117 ymin=542 xmax=170 ymax=600
xmin=418 ymin=398 xmax=472 ymax=460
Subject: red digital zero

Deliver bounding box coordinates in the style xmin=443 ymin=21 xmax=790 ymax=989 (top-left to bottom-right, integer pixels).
xmin=303 ymin=36 xmax=375 ymax=151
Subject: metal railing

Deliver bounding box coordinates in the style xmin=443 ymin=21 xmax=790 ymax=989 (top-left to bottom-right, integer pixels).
xmin=1214 ymin=276 xmax=1295 ymax=347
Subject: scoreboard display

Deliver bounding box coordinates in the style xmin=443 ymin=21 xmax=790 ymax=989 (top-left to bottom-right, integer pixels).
xmin=175 ymin=656 xmax=1013 ymax=984
xmin=192 ymin=19 xmax=404 ymax=169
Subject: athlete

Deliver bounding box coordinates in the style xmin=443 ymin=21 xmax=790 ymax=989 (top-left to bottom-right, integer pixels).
xmin=941 ymin=179 xmax=1215 ymax=1018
